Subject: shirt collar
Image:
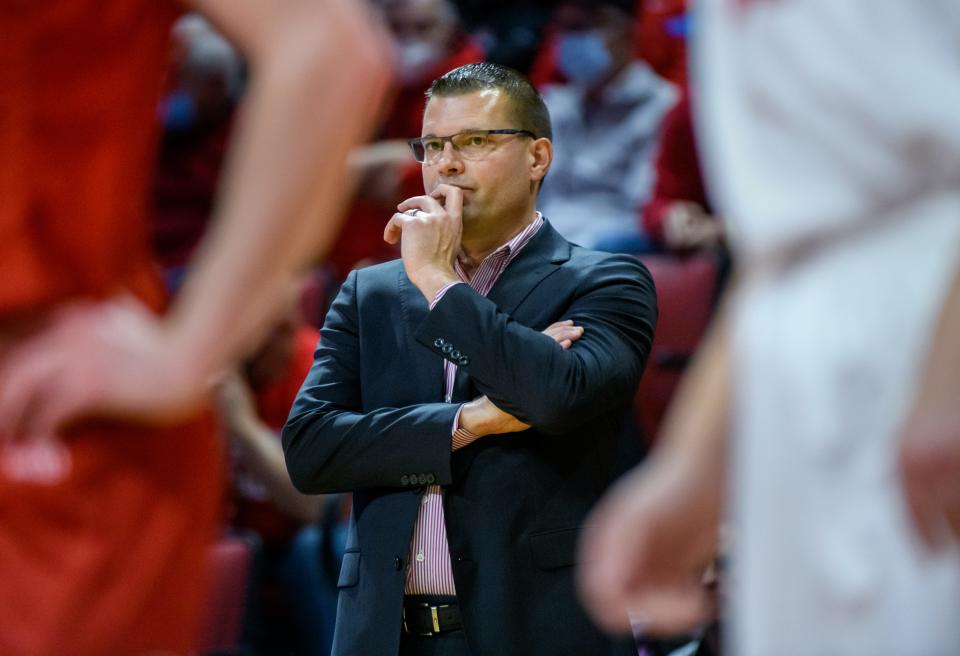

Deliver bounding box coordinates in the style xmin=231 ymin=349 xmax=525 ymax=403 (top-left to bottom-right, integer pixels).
xmin=454 ymin=212 xmax=544 ymax=282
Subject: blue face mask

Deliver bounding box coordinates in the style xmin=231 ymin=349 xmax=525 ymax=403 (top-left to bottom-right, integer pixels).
xmin=159 ymin=89 xmax=197 ymax=132
xmin=557 ymin=31 xmax=613 ymax=87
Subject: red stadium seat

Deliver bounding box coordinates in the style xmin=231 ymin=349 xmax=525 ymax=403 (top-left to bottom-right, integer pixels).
xmin=634 ymin=253 xmax=721 ymax=441
xmin=196 ymin=533 xmax=260 ymax=654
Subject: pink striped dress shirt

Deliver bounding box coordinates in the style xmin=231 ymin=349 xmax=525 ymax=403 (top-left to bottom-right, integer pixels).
xmin=404 ymin=212 xmax=544 ymax=596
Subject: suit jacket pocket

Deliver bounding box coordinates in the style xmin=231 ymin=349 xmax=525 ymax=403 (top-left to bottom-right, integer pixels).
xmin=529 ymin=526 xmax=582 ymax=570
xmin=338 ymin=550 xmax=360 ymax=588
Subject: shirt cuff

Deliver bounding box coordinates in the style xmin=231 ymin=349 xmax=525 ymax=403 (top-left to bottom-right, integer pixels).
xmin=429 ymin=281 xmax=464 ymax=310
xmin=451 ymin=404 xmax=481 ymax=451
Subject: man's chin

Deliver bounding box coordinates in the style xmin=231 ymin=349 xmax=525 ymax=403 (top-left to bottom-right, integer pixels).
xmin=460 ymin=205 xmax=479 ymax=225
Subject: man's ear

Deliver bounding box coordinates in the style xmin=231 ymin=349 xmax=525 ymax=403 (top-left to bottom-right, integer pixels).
xmin=529 ymin=137 xmax=553 ymax=184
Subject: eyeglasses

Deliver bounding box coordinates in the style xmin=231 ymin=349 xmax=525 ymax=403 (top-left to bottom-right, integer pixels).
xmin=408 ymin=129 xmax=536 ymax=164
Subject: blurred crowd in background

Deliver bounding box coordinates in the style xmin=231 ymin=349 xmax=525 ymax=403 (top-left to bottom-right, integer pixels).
xmin=150 ymin=1 xmax=726 ymax=653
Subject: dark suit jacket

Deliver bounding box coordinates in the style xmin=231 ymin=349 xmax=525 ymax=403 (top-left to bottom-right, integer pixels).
xmin=283 ymin=220 xmax=656 ymax=656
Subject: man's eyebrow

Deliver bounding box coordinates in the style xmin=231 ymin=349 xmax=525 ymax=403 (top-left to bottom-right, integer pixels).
xmin=419 ymin=128 xmax=484 ymax=139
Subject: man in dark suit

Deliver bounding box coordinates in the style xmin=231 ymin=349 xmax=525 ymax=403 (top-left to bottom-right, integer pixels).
xmin=283 ymin=62 xmax=656 ymax=656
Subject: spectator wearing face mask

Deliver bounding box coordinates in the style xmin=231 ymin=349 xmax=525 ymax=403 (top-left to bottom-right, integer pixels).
xmin=378 ymin=0 xmax=484 ymax=139
xmin=537 ymin=0 xmax=676 ymax=253
xmin=531 ymin=0 xmax=691 ymax=89
xmin=327 ymin=0 xmax=484 ymax=275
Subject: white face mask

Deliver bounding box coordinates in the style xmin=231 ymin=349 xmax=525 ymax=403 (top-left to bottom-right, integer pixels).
xmin=395 ymin=40 xmax=444 ymax=84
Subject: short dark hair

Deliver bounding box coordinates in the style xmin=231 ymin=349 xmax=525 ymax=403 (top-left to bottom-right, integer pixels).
xmin=426 ymin=62 xmax=552 ymax=141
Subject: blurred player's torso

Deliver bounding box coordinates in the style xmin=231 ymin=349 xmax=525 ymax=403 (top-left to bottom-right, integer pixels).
xmin=696 ymin=1 xmax=960 ymax=653
xmin=0 ymin=4 xmax=225 ymax=654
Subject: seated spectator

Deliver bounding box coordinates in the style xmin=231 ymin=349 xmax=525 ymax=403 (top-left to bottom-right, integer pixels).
xmin=642 ymin=92 xmax=724 ymax=252
xmin=530 ymin=0 xmax=690 ymax=88
xmin=536 ymin=0 xmax=676 ymax=251
xmin=328 ymin=0 xmax=485 ymax=275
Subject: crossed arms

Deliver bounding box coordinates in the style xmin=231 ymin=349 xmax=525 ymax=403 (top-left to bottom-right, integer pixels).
xmin=282 ymin=255 xmax=656 ymax=494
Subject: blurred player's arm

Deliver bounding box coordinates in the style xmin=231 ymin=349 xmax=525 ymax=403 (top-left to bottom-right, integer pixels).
xmin=174 ymin=0 xmax=391 ymax=383
xmin=577 ymin=293 xmax=732 ymax=636
xmin=899 ymin=266 xmax=960 ymax=548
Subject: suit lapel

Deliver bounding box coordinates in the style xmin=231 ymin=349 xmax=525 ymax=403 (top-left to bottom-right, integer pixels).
xmin=485 ymin=219 xmax=571 ymax=317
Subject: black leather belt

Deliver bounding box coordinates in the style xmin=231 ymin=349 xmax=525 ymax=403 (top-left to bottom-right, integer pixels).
xmin=402 ymin=596 xmax=462 ymax=636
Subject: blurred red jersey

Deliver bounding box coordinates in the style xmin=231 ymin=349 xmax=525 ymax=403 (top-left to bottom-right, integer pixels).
xmin=0 ymin=1 xmax=176 ymax=316
xmin=0 ymin=3 xmax=224 ymax=654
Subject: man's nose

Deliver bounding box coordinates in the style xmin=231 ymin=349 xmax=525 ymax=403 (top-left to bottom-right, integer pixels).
xmin=436 ymin=141 xmax=465 ymax=175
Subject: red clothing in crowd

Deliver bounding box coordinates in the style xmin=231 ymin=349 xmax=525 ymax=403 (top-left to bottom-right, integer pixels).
xmin=0 ymin=3 xmax=223 ymax=654
xmin=634 ymin=0 xmax=689 ymax=86
xmin=641 ymin=92 xmax=710 ymax=245
xmin=326 ymin=37 xmax=484 ymax=276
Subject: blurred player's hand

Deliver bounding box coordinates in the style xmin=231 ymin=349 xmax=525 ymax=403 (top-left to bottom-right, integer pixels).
xmin=899 ymin=396 xmax=960 ymax=549
xmin=898 ymin=274 xmax=960 ymax=549
xmin=0 ymin=297 xmax=212 ymax=438
xmin=577 ymin=452 xmax=720 ymax=636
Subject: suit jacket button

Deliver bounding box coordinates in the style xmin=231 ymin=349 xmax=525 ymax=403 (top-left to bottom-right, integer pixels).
xmin=401 ymin=475 xmax=409 ymax=486
xmin=394 ymin=556 xmax=404 ymax=571
xmin=451 ymin=350 xmax=461 ymax=360
xmin=434 ymin=338 xmax=445 ymax=349
xmin=417 ymin=474 xmax=428 ymax=485
xmin=442 ymin=343 xmax=454 ymax=354
xmin=458 ymin=356 xmax=470 ymax=367
xmin=426 ymin=473 xmax=436 ymax=484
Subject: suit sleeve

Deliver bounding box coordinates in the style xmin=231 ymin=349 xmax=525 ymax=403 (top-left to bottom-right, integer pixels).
xmin=414 ymin=254 xmax=656 ymax=435
xmin=282 ymin=269 xmax=460 ymax=494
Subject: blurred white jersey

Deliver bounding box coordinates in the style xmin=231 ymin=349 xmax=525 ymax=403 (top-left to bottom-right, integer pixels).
xmin=694 ymin=1 xmax=960 ymax=654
